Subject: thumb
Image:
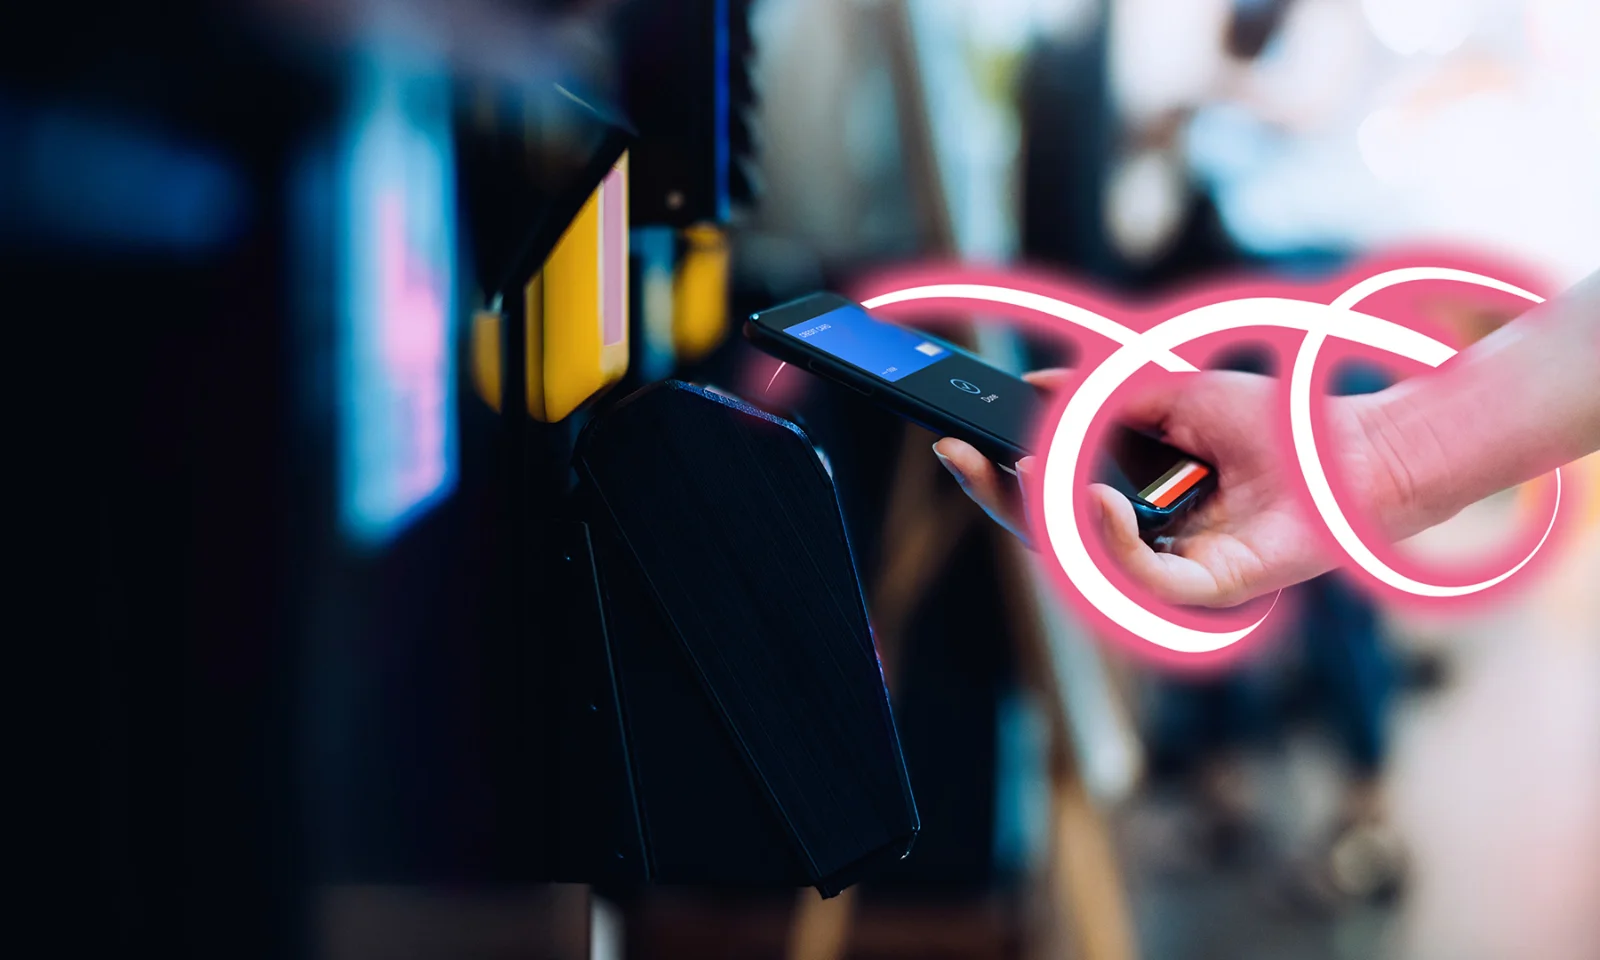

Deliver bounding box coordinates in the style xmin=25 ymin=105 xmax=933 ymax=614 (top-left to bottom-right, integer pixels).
xmin=1086 ymin=483 xmax=1223 ymax=607
xmin=1088 ymin=483 xmax=1147 ymax=563
xmin=1023 ymin=368 xmax=1074 ymax=391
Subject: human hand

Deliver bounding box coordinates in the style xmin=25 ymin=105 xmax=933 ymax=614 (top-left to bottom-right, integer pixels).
xmin=934 ymin=369 xmax=1416 ymax=608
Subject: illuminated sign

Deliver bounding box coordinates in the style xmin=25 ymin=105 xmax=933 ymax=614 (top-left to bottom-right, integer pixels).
xmin=338 ymin=52 xmax=458 ymax=546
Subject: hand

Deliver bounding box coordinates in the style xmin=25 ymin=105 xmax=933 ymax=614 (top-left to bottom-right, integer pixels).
xmin=930 ymin=370 xmax=1064 ymax=546
xmin=934 ymin=369 xmax=1414 ymax=608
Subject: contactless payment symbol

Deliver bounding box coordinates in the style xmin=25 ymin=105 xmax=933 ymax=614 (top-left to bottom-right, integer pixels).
xmin=950 ymin=378 xmax=981 ymax=394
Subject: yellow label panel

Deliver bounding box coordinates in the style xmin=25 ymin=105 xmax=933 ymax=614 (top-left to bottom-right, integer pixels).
xmin=470 ymin=309 xmax=503 ymax=413
xmin=674 ymin=222 xmax=728 ymax=362
xmin=527 ymin=152 xmax=630 ymax=422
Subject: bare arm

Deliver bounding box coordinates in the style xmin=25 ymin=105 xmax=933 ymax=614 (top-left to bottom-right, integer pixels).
xmin=936 ymin=269 xmax=1600 ymax=607
xmin=1363 ymin=270 xmax=1600 ymax=538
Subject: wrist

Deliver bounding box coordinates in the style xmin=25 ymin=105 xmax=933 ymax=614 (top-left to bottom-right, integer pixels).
xmin=1346 ymin=388 xmax=1455 ymax=541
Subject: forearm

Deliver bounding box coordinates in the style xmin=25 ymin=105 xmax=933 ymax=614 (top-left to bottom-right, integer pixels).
xmin=1366 ymin=270 xmax=1600 ymax=536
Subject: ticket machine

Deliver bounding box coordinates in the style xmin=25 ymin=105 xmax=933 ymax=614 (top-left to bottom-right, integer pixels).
xmin=54 ymin=7 xmax=918 ymax=957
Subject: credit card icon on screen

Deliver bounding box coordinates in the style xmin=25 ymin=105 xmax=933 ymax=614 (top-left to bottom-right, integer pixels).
xmin=915 ymin=341 xmax=942 ymax=356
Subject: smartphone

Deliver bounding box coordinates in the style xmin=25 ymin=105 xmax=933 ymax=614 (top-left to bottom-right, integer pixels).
xmin=745 ymin=291 xmax=1216 ymax=535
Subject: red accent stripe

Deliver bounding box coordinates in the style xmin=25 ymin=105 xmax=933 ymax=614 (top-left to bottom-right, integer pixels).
xmin=1151 ymin=464 xmax=1208 ymax=508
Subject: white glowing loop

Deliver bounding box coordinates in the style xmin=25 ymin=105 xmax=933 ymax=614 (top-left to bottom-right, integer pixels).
xmin=863 ymin=268 xmax=1560 ymax=654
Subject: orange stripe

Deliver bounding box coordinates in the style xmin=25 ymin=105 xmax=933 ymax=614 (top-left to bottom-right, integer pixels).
xmin=1151 ymin=463 xmax=1208 ymax=508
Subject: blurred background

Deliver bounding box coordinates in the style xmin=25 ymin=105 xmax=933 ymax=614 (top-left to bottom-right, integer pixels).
xmin=22 ymin=1 xmax=1598 ymax=958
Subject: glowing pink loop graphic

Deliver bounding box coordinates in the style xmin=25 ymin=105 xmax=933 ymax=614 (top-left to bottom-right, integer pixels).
xmin=862 ymin=268 xmax=1562 ymax=655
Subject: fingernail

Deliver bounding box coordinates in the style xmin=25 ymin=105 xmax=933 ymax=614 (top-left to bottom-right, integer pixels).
xmin=1015 ymin=459 xmax=1037 ymax=543
xmin=932 ymin=446 xmax=966 ymax=487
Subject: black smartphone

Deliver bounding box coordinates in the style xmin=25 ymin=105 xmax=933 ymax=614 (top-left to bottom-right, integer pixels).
xmin=745 ymin=291 xmax=1216 ymax=535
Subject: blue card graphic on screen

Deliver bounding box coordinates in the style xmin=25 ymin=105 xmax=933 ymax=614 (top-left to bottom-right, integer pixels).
xmin=783 ymin=305 xmax=948 ymax=382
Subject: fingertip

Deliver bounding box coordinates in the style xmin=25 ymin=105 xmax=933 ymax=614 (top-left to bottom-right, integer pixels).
xmin=1086 ymin=483 xmax=1163 ymax=583
xmin=1087 ymin=483 xmax=1136 ymax=542
xmin=932 ymin=438 xmax=988 ymax=487
xmin=932 ymin=440 xmax=966 ymax=488
xmin=1086 ymin=483 xmax=1221 ymax=607
xmin=1013 ymin=457 xmax=1039 ymax=538
xmin=1022 ymin=368 xmax=1073 ymax=389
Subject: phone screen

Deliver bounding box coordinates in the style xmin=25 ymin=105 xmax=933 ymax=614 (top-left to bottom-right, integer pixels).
xmin=765 ymin=296 xmax=1212 ymax=520
xmin=781 ymin=302 xmax=1042 ymax=453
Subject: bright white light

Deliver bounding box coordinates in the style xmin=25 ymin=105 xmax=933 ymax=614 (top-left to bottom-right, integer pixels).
xmin=1110 ymin=0 xmax=1231 ymax=121
xmin=1192 ymin=0 xmax=1600 ymax=284
xmin=1362 ymin=0 xmax=1479 ymax=56
xmin=1248 ymin=0 xmax=1369 ymax=129
xmin=1105 ymin=149 xmax=1185 ymax=263
xmin=1356 ymin=106 xmax=1411 ymax=185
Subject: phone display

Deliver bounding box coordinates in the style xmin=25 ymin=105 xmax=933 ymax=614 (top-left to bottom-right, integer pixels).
xmin=775 ymin=299 xmax=1040 ymax=460
xmin=746 ymin=292 xmax=1216 ymax=534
